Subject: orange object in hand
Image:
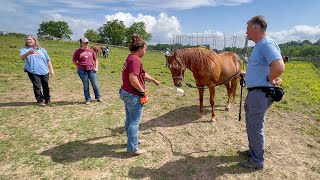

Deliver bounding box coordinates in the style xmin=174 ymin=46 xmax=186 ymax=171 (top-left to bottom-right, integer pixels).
xmin=139 ymin=91 xmax=149 ymax=104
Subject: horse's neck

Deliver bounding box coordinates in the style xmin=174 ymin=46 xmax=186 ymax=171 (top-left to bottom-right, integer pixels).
xmin=183 ymin=56 xmax=217 ymax=73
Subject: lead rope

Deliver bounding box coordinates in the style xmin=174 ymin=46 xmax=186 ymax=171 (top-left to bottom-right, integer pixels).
xmin=239 ymin=38 xmax=249 ymax=121
xmin=185 ymin=72 xmax=240 ymax=89
xmin=238 ymin=75 xmax=246 ymax=121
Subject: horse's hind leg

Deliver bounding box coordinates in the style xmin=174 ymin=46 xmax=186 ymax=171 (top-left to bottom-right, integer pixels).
xmin=224 ymin=83 xmax=231 ymax=111
xmin=209 ymin=87 xmax=216 ymax=121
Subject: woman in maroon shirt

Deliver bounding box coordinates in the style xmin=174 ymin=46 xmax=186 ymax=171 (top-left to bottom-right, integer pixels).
xmin=120 ymin=35 xmax=160 ymax=157
xmin=72 ymin=37 xmax=101 ymax=105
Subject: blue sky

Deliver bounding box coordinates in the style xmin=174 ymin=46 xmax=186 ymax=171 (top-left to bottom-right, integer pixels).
xmin=1 ymin=0 xmax=320 ymax=49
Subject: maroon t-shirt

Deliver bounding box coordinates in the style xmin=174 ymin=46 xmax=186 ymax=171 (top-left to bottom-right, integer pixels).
xmin=122 ymin=54 xmax=145 ymax=96
xmin=72 ymin=48 xmax=97 ymax=70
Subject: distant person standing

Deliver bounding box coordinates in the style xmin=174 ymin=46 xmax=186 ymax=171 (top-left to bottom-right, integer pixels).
xmin=20 ymin=35 xmax=54 ymax=106
xmin=238 ymin=15 xmax=285 ymax=169
xmin=120 ymin=35 xmax=160 ymax=157
xmin=165 ymin=48 xmax=171 ymax=56
xmin=165 ymin=48 xmax=171 ymax=67
xmin=101 ymin=47 xmax=106 ymax=58
xmin=72 ymin=37 xmax=101 ymax=105
xmin=101 ymin=46 xmax=109 ymax=58
xmin=106 ymin=47 xmax=109 ymax=58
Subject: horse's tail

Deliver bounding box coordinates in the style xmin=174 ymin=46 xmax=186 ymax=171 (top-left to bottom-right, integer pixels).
xmin=239 ymin=57 xmax=244 ymax=72
xmin=231 ymin=53 xmax=242 ymax=102
xmin=233 ymin=53 xmax=242 ymax=74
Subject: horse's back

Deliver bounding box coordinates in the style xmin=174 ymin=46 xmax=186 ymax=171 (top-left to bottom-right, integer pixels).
xmin=92 ymin=45 xmax=101 ymax=52
xmin=218 ymin=51 xmax=241 ymax=71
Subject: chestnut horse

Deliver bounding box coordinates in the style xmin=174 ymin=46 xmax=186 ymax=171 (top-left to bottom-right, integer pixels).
xmin=282 ymin=56 xmax=289 ymax=63
xmin=91 ymin=45 xmax=102 ymax=57
xmin=165 ymin=48 xmax=242 ymax=121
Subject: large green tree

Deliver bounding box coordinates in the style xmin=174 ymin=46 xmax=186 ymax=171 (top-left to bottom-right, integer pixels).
xmin=125 ymin=22 xmax=152 ymax=45
xmin=37 ymin=21 xmax=72 ymax=39
xmin=98 ymin=20 xmax=127 ymax=45
xmin=84 ymin=29 xmax=101 ymax=43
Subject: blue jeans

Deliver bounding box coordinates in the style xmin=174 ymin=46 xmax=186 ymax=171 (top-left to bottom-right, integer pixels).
xmin=244 ymin=89 xmax=273 ymax=165
xmin=119 ymin=89 xmax=144 ymax=152
xmin=77 ymin=69 xmax=101 ymax=101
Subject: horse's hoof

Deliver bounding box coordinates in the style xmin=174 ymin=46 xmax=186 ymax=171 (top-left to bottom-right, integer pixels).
xmin=211 ymin=117 xmax=216 ymax=122
xmin=225 ymin=105 xmax=230 ymax=111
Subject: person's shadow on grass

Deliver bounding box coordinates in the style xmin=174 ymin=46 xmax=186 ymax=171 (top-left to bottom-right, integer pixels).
xmin=0 ymin=101 xmax=83 ymax=107
xmin=108 ymin=105 xmax=211 ymax=135
xmin=40 ymin=136 xmax=128 ymax=163
xmin=128 ymin=154 xmax=258 ymax=179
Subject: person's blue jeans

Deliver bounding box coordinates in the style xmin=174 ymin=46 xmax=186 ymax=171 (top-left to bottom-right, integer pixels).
xmin=244 ymin=89 xmax=273 ymax=165
xmin=77 ymin=69 xmax=101 ymax=102
xmin=119 ymin=89 xmax=144 ymax=152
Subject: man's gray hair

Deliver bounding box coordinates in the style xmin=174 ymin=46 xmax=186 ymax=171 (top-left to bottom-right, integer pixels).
xmin=249 ymin=15 xmax=267 ymax=32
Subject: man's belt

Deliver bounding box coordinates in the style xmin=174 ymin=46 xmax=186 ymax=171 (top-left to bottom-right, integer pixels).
xmin=247 ymin=86 xmax=273 ymax=92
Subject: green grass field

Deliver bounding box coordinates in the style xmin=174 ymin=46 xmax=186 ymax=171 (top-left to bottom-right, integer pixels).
xmin=0 ymin=36 xmax=319 ymax=179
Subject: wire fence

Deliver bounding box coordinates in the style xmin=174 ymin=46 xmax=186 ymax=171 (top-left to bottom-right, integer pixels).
xmin=169 ymin=34 xmax=247 ymax=51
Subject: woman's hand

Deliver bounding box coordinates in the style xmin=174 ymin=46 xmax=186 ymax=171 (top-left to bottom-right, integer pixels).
xmin=27 ymin=49 xmax=35 ymax=55
xmin=153 ymin=79 xmax=160 ymax=85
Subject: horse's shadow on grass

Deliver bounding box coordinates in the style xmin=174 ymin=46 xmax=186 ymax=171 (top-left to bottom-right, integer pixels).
xmin=0 ymin=101 xmax=83 ymax=107
xmin=40 ymin=136 xmax=128 ymax=163
xmin=128 ymin=154 xmax=257 ymax=179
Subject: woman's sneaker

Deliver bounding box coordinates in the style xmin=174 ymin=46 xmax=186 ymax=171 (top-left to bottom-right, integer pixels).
xmin=38 ymin=101 xmax=46 ymax=106
xmin=128 ymin=149 xmax=147 ymax=157
xmin=45 ymin=99 xmax=51 ymax=105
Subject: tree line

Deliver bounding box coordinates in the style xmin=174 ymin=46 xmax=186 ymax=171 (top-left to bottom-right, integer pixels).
xmin=35 ymin=20 xmax=151 ymax=46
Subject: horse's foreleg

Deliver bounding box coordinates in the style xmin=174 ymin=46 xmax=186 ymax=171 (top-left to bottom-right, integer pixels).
xmin=224 ymin=83 xmax=231 ymax=111
xmin=209 ymin=87 xmax=216 ymax=121
xmin=198 ymin=88 xmax=204 ymax=113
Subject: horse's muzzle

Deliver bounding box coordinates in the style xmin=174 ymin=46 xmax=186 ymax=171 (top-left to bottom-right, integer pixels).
xmin=174 ymin=82 xmax=182 ymax=87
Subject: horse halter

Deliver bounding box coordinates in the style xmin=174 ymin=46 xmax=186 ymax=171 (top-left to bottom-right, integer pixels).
xmin=171 ymin=68 xmax=185 ymax=81
xmin=170 ymin=57 xmax=185 ymax=81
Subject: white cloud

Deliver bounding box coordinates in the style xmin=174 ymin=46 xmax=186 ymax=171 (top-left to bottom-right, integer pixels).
xmin=104 ymin=12 xmax=181 ymax=44
xmin=270 ymin=25 xmax=320 ymax=44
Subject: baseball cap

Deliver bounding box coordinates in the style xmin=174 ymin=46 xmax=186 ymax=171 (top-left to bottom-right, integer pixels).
xmin=81 ymin=37 xmax=89 ymax=43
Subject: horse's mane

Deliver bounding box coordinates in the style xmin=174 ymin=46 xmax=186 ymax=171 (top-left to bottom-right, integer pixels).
xmin=175 ymin=48 xmax=218 ymax=68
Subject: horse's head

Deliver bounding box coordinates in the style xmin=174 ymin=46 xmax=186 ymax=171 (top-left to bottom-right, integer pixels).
xmin=165 ymin=52 xmax=186 ymax=87
xmin=282 ymin=56 xmax=289 ymax=63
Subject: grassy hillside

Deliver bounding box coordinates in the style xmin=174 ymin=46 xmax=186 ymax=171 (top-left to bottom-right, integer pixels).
xmin=0 ymin=36 xmax=319 ymax=179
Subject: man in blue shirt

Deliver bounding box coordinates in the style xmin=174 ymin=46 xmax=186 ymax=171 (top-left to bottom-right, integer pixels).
xmin=239 ymin=16 xmax=285 ymax=169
